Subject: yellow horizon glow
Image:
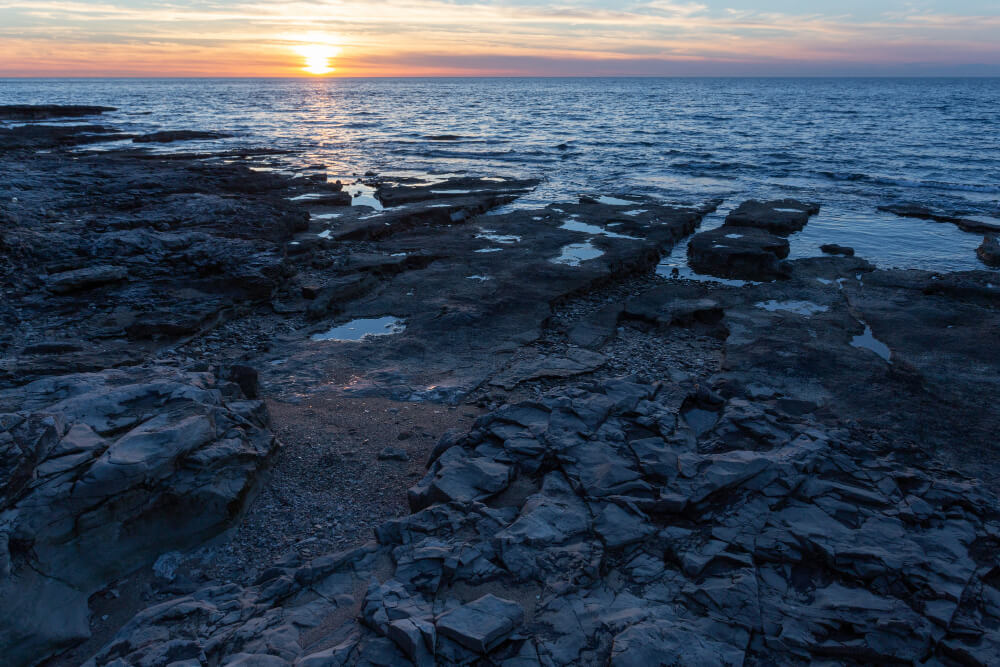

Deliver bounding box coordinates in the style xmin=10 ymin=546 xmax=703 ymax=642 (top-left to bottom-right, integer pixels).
xmin=296 ymin=44 xmax=340 ymax=75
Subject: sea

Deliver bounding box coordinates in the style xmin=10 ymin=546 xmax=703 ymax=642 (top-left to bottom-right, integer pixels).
xmin=2 ymin=77 xmax=998 ymax=273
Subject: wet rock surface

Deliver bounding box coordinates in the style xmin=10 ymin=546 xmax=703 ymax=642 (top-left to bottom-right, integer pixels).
xmin=258 ymin=193 xmax=716 ymax=402
xmin=686 ymin=198 xmax=819 ymax=281
xmin=879 ymin=203 xmax=1000 ymax=234
xmin=132 ymin=130 xmax=234 ymax=143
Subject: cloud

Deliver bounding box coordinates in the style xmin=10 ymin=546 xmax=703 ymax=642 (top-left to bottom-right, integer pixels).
xmin=0 ymin=0 xmax=998 ymax=75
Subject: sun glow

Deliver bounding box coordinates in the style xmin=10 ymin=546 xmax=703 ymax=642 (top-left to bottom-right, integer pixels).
xmin=297 ymin=44 xmax=339 ymax=75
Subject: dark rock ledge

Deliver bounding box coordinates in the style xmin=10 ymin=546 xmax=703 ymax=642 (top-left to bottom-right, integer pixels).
xmin=0 ymin=105 xmax=116 ymax=120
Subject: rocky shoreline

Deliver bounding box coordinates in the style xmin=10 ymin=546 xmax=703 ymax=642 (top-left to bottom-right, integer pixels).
xmin=2 ymin=107 xmax=1000 ymax=666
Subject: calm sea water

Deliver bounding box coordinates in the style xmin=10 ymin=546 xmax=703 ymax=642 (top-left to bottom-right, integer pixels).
xmin=2 ymin=77 xmax=998 ymax=272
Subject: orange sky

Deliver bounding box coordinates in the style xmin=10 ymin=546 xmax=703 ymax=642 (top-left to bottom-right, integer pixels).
xmin=1 ymin=1 xmax=999 ymax=77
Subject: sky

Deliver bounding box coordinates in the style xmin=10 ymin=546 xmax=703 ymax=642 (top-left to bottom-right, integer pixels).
xmin=0 ymin=0 xmax=999 ymax=77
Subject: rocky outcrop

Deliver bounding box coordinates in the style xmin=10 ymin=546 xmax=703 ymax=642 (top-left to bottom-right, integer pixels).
xmin=724 ymin=198 xmax=820 ymax=235
xmin=879 ymin=203 xmax=1000 ymax=234
xmin=685 ymin=198 xmax=822 ymax=280
xmin=0 ymin=152 xmax=307 ymax=387
xmin=0 ymin=367 xmax=277 ymax=666
xmin=977 ymin=234 xmax=1000 ymax=267
xmin=375 ymin=177 xmax=538 ymax=207
xmin=820 ymin=243 xmax=854 ymax=256
xmin=82 ymin=379 xmax=1000 ymax=666
xmin=0 ymin=124 xmax=132 ymax=152
xmin=0 ymin=105 xmax=116 ymax=120
xmin=688 ymin=225 xmax=790 ymax=280
xmin=263 ymin=196 xmax=717 ymax=403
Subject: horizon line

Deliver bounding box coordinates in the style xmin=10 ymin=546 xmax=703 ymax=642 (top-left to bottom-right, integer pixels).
xmin=3 ymin=74 xmax=1000 ymax=80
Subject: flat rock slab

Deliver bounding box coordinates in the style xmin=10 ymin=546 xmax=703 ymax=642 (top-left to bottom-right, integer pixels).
xmin=688 ymin=225 xmax=789 ymax=280
xmin=263 ymin=196 xmax=716 ymax=402
xmin=0 ymin=105 xmax=116 ymax=120
xmin=132 ymin=130 xmax=233 ymax=143
xmin=879 ymin=203 xmax=1000 ymax=234
xmin=724 ymin=198 xmax=819 ymax=235
xmin=46 ymin=265 xmax=128 ymax=294
xmin=491 ymin=348 xmax=607 ymax=389
xmin=375 ymin=176 xmax=538 ymax=207
xmin=436 ymin=594 xmax=525 ymax=653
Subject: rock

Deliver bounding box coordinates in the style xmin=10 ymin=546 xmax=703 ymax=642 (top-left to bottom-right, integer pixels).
xmin=227 ymin=364 xmax=261 ymax=399
xmin=132 ymin=130 xmax=233 ymax=143
xmin=593 ymin=502 xmax=653 ymax=548
xmin=0 ymin=124 xmax=130 ymax=152
xmin=408 ymin=446 xmax=511 ymax=510
xmin=0 ymin=105 xmax=116 ymax=120
xmin=688 ymin=226 xmax=789 ymax=280
xmin=977 ymin=234 xmax=1000 ymax=267
xmin=567 ymin=304 xmax=623 ymax=348
xmin=879 ymin=203 xmax=1000 ymax=234
xmin=724 ymin=199 xmax=819 ymax=235
xmin=376 ymin=177 xmax=538 ymax=207
xmin=624 ymin=288 xmax=723 ymax=328
xmin=435 ymin=594 xmax=524 ymax=653
xmin=491 ymin=348 xmax=607 ymax=390
xmin=611 ymin=620 xmax=746 ymax=666
xmin=45 ymin=265 xmax=127 ymax=293
xmin=80 ymin=378 xmax=1000 ymax=665
xmin=305 ymin=274 xmax=381 ymax=319
xmin=378 ymin=446 xmax=410 ymax=461
xmin=309 ymin=191 xmax=352 ymax=206
xmin=0 ymin=367 xmax=276 ymax=665
xmin=820 ymin=243 xmax=854 ymax=256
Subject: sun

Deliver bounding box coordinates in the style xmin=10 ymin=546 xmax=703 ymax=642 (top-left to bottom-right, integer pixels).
xmin=297 ymin=44 xmax=340 ymax=75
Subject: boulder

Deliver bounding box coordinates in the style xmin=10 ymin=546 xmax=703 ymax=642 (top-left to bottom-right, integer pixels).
xmin=491 ymin=348 xmax=607 ymax=389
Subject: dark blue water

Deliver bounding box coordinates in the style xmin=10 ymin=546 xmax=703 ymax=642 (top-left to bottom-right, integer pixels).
xmin=2 ymin=77 xmax=998 ymax=272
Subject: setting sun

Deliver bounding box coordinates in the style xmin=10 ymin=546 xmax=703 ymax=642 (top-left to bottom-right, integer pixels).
xmin=296 ymin=44 xmax=339 ymax=75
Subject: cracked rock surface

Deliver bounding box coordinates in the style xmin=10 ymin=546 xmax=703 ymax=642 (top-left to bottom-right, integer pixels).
xmin=82 ymin=377 xmax=1000 ymax=666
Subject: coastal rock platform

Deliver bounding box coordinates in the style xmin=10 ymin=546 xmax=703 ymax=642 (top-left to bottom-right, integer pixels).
xmin=1 ymin=112 xmax=999 ymax=667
